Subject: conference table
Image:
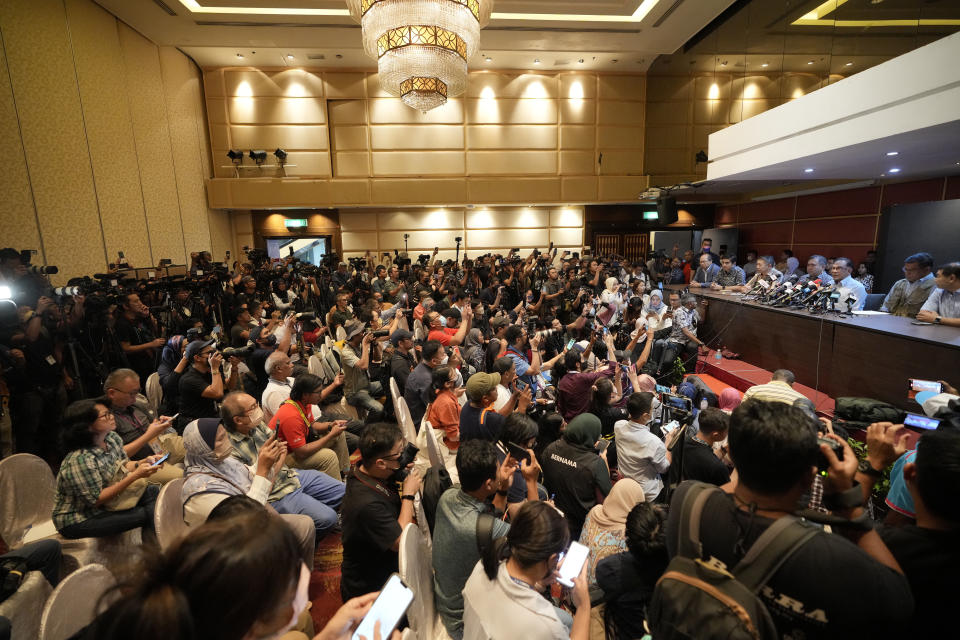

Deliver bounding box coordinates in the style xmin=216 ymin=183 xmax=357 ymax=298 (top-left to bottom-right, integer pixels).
xmin=664 ymin=285 xmax=960 ymax=411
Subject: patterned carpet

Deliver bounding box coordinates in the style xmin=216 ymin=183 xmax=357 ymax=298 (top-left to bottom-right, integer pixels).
xmin=310 ymin=532 xmax=345 ymax=630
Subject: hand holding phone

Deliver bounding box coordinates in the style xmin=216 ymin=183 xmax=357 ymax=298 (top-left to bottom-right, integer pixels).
xmin=351 ymin=574 xmax=413 ymax=640
xmin=556 ymin=541 xmax=590 ymax=588
xmin=150 ymin=452 xmax=170 ymax=467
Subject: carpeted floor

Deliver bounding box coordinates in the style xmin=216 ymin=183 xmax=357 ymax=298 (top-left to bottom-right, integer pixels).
xmin=310 ymin=533 xmax=345 ymax=630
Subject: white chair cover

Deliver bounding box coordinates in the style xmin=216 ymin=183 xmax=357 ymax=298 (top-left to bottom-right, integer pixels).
xmin=144 ymin=372 xmax=162 ymax=416
xmin=389 ymin=377 xmax=401 ymax=408
xmin=0 ymin=453 xmax=142 ymax=575
xmin=154 ymin=477 xmax=187 ymax=551
xmin=308 ymin=353 xmax=323 ymax=376
xmin=395 ymin=397 xmax=417 ymax=446
xmin=0 ymin=571 xmax=52 ymax=640
xmin=39 ymin=564 xmax=116 ymax=640
xmin=413 ymin=318 xmax=426 ymax=341
xmin=398 ymin=524 xmax=453 ymax=640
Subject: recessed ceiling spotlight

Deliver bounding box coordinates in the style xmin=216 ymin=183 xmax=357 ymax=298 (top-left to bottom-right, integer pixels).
xmin=889 ymin=167 xmax=901 ymax=173
xmin=286 ymin=54 xmax=294 ymax=60
xmin=611 ymin=59 xmax=618 ymax=63
xmin=485 ymin=56 xmax=492 ymax=62
xmin=761 ymin=62 xmax=769 ymax=68
xmin=845 ymin=62 xmax=854 ymax=66
xmin=236 ymin=53 xmax=244 ymax=59
xmin=720 ymin=61 xmax=728 ymax=67
xmin=804 ymin=168 xmax=814 ymax=173
xmin=807 ymin=60 xmax=814 ymax=65
xmin=886 ymin=151 xmax=899 ymax=156
xmin=578 ymin=58 xmax=585 ymax=64
xmin=534 ymin=58 xmax=540 ymax=64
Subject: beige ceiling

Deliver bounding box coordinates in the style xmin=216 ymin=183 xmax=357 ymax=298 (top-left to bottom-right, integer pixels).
xmin=93 ymin=0 xmax=740 ymax=71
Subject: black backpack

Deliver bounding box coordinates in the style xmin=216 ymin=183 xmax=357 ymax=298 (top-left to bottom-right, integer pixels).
xmin=647 ymin=482 xmax=819 ymax=640
xmin=0 ymin=557 xmax=28 ymax=604
xmin=419 ymin=464 xmax=452 ymax=534
xmin=834 ymin=397 xmax=904 ymax=430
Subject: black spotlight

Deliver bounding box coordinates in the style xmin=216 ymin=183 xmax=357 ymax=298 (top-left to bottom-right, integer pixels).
xmin=695 ymin=150 xmax=708 ymax=163
xmin=227 ymin=149 xmax=244 ymax=165
xmin=249 ymin=150 xmax=267 ymax=165
xmin=274 ymin=148 xmax=288 ymax=166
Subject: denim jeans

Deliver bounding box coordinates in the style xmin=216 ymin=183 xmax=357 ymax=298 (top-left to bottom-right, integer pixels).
xmin=347 ymin=380 xmax=385 ymax=423
xmin=58 ymin=484 xmax=159 ymax=539
xmin=271 ymin=469 xmax=345 ymax=539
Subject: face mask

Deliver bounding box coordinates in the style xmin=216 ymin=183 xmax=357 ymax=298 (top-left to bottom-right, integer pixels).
xmin=247 ymin=406 xmax=264 ymax=427
xmin=261 ymin=309 xmax=268 ymax=318
xmin=213 ymin=426 xmax=233 ymax=461
xmin=388 ymin=442 xmax=420 ymax=482
xmin=252 ymin=564 xmax=311 ymax=640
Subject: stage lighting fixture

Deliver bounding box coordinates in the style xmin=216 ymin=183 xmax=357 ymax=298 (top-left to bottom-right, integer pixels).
xmin=274 ymin=148 xmax=288 ymax=165
xmin=249 ymin=150 xmax=267 ymax=165
xmin=227 ymin=149 xmax=244 ymax=165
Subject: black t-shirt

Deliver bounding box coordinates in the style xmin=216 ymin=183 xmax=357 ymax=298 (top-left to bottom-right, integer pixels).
xmin=341 ymin=469 xmax=402 ymax=601
xmin=665 ymin=482 xmax=913 ymax=639
xmin=115 ymin=315 xmax=157 ymax=380
xmin=669 ymin=434 xmax=730 ymax=487
xmin=230 ymin=323 xmax=249 ymax=347
xmin=596 ymin=550 xmax=669 ymax=640
xmin=390 ymin=352 xmax=415 ymax=396
xmin=459 ymin=403 xmax=505 ymax=443
xmin=878 ymin=524 xmax=960 ymax=637
xmin=249 ymin=347 xmax=275 ymax=398
xmin=178 ymin=367 xmax=218 ymax=429
xmin=479 ymin=286 xmax=497 ymax=308
xmin=540 ymin=438 xmax=612 ymax=539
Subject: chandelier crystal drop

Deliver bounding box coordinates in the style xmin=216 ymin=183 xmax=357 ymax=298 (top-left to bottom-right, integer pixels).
xmin=346 ymin=0 xmax=494 ymax=112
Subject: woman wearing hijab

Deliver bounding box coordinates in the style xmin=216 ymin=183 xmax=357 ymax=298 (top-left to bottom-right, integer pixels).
xmin=462 ymin=328 xmax=486 ymax=374
xmin=158 ymin=335 xmax=188 ymax=415
xmin=540 ymin=413 xmax=613 ymax=540
xmin=578 ymin=478 xmax=646 ymax=590
xmin=180 ymin=418 xmax=316 ymax=565
xmin=642 ymin=290 xmax=671 ymax=333
xmin=718 ymin=388 xmax=742 ymax=413
xmin=599 ymin=277 xmax=626 ymax=327
xmin=779 ymin=257 xmax=802 ymax=283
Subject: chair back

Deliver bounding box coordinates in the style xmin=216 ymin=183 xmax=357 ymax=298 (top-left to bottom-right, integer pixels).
xmin=39 ymin=564 xmax=116 ymax=640
xmin=863 ymin=293 xmax=885 ymax=311
xmin=389 ymin=377 xmax=401 ymax=407
xmin=413 ymin=318 xmax=426 ymax=341
xmin=398 ymin=523 xmax=436 ymax=640
xmin=144 ymin=372 xmax=162 ymax=416
xmin=421 ymin=420 xmax=444 ymax=470
xmin=154 ymin=477 xmax=188 ymax=551
xmin=0 ymin=454 xmax=56 ymax=547
xmin=0 ymin=570 xmax=53 ymax=640
xmin=308 ymin=353 xmax=323 ymax=376
xmin=396 ymin=396 xmax=418 ymax=445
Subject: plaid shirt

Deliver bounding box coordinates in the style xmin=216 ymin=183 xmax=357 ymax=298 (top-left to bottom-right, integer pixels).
xmin=712 ymin=266 xmax=746 ymax=288
xmin=226 ymin=423 xmax=299 ymax=501
xmin=53 ymin=431 xmax=128 ymax=529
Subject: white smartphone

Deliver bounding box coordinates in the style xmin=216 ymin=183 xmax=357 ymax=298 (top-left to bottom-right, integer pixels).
xmin=556 ymin=541 xmax=590 ymax=588
xmin=351 ymin=574 xmax=414 ymax=640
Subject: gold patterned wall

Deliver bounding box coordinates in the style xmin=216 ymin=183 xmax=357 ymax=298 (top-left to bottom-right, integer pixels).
xmin=0 ymin=0 xmax=231 ymax=285
xmin=203 ymin=69 xmax=649 ymax=209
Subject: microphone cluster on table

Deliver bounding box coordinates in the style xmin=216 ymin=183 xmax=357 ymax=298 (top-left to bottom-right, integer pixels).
xmin=744 ymin=275 xmax=858 ymax=314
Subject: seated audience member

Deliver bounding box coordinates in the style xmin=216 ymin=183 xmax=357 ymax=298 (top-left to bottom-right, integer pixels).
xmin=881 ymin=252 xmax=936 ymax=317
xmin=916 ymin=262 xmax=960 ymax=326
xmin=709 ymin=256 xmax=746 ymax=290
xmin=718 ymin=387 xmax=742 ymax=413
xmin=434 ymin=440 xmax=517 ymax=639
xmin=829 ymin=256 xmax=867 ymax=311
xmin=541 ymin=413 xmax=612 ymax=540
xmin=180 ymin=418 xmax=315 ymax=565
xmin=797 ymin=254 xmax=834 ymax=287
xmin=667 ymin=407 xmax=730 ymax=487
xmin=389 ymin=329 xmax=416 ymax=396
xmin=859 ymin=424 xmax=960 ymax=637
xmin=53 ymin=399 xmax=165 ymax=539
xmin=578 ymin=478 xmax=645 ymax=592
xmin=427 ymin=365 xmax=462 ymax=451
xmin=229 ymin=306 xmax=253 ymax=347
xmin=426 ymin=306 xmax=473 ymax=347
xmin=157 ymin=335 xmax=189 ymax=416
xmin=595 ymin=503 xmax=669 ymax=640
xmin=503 ymin=325 xmax=564 ymax=396
xmin=854 ymin=262 xmax=874 ymax=293
xmin=103 ymin=368 xmax=184 ymax=482
xmin=341 ymin=321 xmax=385 ymax=423
xmin=653 ymin=294 xmax=705 ymax=377
xmin=666 ymin=401 xmax=913 ymax=638
xmin=221 ymin=392 xmax=344 ymax=540
xmin=269 ymin=373 xmax=348 ymax=480
xmin=490 ymin=356 xmax=529 ymax=415
xmin=404 ymin=340 xmax=444 ymax=427
xmin=178 ymin=339 xmax=237 ymax=431
xmin=590 ymin=377 xmax=629 ymax=439
xmin=742 ymin=368 xmax=807 ymax=405
xmin=495 ymin=413 xmax=544 ymax=517
xmin=75 ymin=510 xmax=392 ymax=640
xmin=557 ymin=339 xmax=618 ymax=422
xmin=464 ymin=501 xmax=590 ymax=640
xmin=341 ymin=423 xmax=422 ymax=602
xmin=614 ymin=392 xmax=670 ymax=502
xmin=460 ymin=371 xmax=509 ymax=443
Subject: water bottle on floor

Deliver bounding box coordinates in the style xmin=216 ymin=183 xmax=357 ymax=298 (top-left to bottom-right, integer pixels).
xmin=714 ymin=346 xmax=722 ymax=363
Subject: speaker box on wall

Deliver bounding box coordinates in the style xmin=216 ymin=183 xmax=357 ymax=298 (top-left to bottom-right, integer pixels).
xmin=657 ymin=195 xmax=678 ymax=224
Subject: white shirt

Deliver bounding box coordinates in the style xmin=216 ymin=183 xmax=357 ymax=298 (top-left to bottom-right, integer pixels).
xmin=463 ymin=562 xmax=571 ymax=640
xmin=614 ymin=419 xmax=669 ymax=502
xmin=493 ymin=384 xmax=510 ymax=411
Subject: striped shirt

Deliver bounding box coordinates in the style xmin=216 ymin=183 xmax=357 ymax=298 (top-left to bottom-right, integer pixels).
xmin=227 ymin=422 xmax=299 ymax=501
xmin=920 ymin=287 xmax=960 ymax=319
xmin=742 ymin=380 xmax=808 ymax=406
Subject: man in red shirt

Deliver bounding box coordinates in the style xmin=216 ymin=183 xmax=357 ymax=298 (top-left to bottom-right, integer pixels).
xmin=426 ymin=305 xmax=472 ymax=347
xmin=270 ymin=373 xmax=349 ymax=481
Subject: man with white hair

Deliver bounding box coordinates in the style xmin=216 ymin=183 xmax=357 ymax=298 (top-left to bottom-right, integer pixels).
xmin=261 ymin=351 xmax=356 ymax=477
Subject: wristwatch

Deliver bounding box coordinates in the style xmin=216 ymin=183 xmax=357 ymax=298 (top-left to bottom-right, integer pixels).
xmin=935 ymin=316 xmax=942 ymax=324
xmin=401 ymin=494 xmax=416 ymax=501
xmin=857 ymin=459 xmax=883 ymax=479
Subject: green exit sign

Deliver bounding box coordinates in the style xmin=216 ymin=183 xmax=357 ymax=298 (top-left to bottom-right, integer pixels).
xmin=284 ymin=218 xmax=308 ymax=228
xmin=643 ymin=210 xmax=659 ymax=220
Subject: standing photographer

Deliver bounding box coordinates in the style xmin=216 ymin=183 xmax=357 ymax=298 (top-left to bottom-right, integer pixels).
xmin=115 ymin=292 xmax=165 ymax=384
xmin=341 ymin=320 xmax=385 ymax=423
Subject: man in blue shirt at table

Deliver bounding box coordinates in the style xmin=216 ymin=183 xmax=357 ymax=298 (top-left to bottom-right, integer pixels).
xmin=691 ymin=254 xmax=721 ymax=287
xmin=917 ymin=262 xmax=960 ymax=327
xmin=829 ymin=257 xmax=867 ymax=311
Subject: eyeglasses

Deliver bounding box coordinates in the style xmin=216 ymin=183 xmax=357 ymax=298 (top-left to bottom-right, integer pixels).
xmin=108 ymin=387 xmax=139 ymax=397
xmin=97 ymin=411 xmax=114 ymax=420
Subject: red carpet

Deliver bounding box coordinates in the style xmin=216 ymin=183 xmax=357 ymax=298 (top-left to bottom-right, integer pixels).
xmin=310 ymin=533 xmax=345 ymax=630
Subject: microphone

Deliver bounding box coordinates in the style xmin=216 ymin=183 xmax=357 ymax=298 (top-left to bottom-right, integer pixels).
xmin=806 ymin=283 xmax=836 ymax=305
xmin=799 ymin=279 xmax=824 ymax=304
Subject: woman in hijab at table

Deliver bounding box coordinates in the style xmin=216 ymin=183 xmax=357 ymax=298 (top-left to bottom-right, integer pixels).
xmin=540 ymin=413 xmax=613 ymax=540
xmin=180 ymin=418 xmax=316 ymax=566
xmin=578 ymin=478 xmax=646 ymax=590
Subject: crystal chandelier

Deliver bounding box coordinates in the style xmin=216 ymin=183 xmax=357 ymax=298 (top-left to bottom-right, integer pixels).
xmin=346 ymin=0 xmax=494 ymax=112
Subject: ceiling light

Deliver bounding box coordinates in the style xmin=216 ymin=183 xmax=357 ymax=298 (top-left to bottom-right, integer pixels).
xmin=236 ymin=53 xmax=244 ymax=59
xmin=485 ymin=56 xmax=492 ymax=63
xmin=888 ymin=167 xmax=901 ymax=173
xmin=886 ymin=151 xmax=899 ymax=156
xmin=346 ymin=0 xmax=493 ymax=112
xmin=249 ymin=150 xmax=267 ymax=165
xmin=274 ymin=148 xmax=288 ymax=165
xmin=578 ymin=58 xmax=584 ymax=64
xmin=227 ymin=149 xmax=244 ymax=165
xmin=845 ymin=62 xmax=853 ymax=66
xmin=286 ymin=54 xmax=294 ymax=59
xmin=761 ymin=63 xmax=769 ymax=68
xmin=804 ymin=168 xmax=814 ymax=173
xmin=534 ymin=58 xmax=541 ymax=64
xmin=807 ymin=60 xmax=814 ymax=65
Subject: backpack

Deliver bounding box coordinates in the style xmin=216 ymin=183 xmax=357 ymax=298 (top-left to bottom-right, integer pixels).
xmin=419 ymin=464 xmax=452 ymax=534
xmin=0 ymin=557 xmax=28 ymax=604
xmin=834 ymin=397 xmax=904 ymax=430
xmin=647 ymin=482 xmax=819 ymax=640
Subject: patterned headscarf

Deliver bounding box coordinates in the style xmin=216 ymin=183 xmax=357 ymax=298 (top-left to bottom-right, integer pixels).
xmin=181 ymin=418 xmax=256 ymax=507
